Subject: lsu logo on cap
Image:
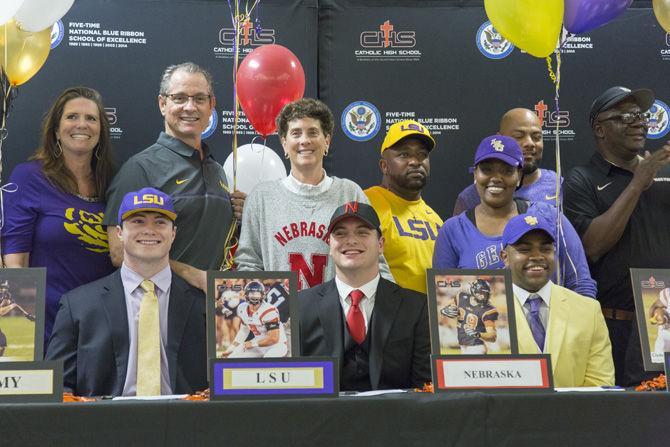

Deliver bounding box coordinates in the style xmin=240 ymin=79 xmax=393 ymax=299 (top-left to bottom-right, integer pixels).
xmin=400 ymin=121 xmax=427 ymax=135
xmin=134 ymin=194 xmax=164 ymax=205
xmin=524 ymin=216 xmax=539 ymax=226
xmin=491 ymin=138 xmax=505 ymax=152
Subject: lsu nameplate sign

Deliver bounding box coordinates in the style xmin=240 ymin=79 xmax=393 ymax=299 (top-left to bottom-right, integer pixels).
xmin=432 ymin=355 xmax=553 ymax=392
xmin=210 ymin=357 xmax=338 ymax=399
xmin=0 ymin=361 xmax=63 ymax=403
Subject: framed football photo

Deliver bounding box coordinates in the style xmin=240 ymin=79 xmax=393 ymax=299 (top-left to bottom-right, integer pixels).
xmin=206 ymin=271 xmax=299 ymax=360
xmin=0 ymin=268 xmax=46 ymax=362
xmin=426 ymin=269 xmax=518 ymax=356
xmin=630 ymin=268 xmax=670 ymax=372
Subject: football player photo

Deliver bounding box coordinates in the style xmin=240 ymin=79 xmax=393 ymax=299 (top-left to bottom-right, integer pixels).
xmin=427 ymin=269 xmax=518 ymax=356
xmin=207 ymin=272 xmax=299 ymax=360
xmin=0 ymin=269 xmax=46 ymax=361
xmin=631 ymin=268 xmax=670 ymax=371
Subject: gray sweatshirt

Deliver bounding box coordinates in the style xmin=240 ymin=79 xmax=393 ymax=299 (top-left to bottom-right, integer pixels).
xmin=236 ymin=176 xmax=394 ymax=289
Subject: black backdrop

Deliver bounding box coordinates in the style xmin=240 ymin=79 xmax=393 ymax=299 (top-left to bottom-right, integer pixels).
xmin=3 ymin=0 xmax=668 ymax=218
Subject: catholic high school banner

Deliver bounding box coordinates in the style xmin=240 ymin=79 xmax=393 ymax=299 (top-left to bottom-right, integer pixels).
xmin=5 ymin=1 xmax=668 ymax=218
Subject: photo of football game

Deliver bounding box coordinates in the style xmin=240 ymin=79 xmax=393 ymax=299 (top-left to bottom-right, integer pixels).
xmin=0 ymin=274 xmax=40 ymax=362
xmin=631 ymin=269 xmax=670 ymax=372
xmin=207 ymin=272 xmax=298 ymax=359
xmin=427 ymin=270 xmax=517 ymax=356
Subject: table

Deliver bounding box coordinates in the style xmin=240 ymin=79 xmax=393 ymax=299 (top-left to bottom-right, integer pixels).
xmin=1 ymin=391 xmax=668 ymax=446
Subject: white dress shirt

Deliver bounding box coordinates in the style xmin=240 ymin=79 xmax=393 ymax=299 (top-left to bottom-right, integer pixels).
xmin=120 ymin=263 xmax=172 ymax=396
xmin=282 ymin=169 xmax=333 ymax=195
xmin=335 ymin=274 xmax=380 ymax=333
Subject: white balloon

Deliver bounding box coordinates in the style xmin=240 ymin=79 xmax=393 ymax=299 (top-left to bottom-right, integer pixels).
xmin=14 ymin=0 xmax=74 ymax=32
xmin=0 ymin=0 xmax=25 ymax=27
xmin=223 ymin=143 xmax=287 ymax=194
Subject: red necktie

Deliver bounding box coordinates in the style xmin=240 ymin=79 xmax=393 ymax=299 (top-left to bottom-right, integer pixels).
xmin=346 ymin=289 xmax=366 ymax=344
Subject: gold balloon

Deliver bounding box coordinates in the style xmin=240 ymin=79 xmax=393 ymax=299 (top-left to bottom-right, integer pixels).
xmin=484 ymin=0 xmax=563 ymax=58
xmin=0 ymin=19 xmax=51 ymax=86
xmin=654 ymin=0 xmax=670 ymax=33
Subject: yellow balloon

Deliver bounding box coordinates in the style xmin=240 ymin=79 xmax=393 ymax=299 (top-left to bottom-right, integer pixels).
xmin=654 ymin=0 xmax=670 ymax=33
xmin=0 ymin=19 xmax=51 ymax=86
xmin=484 ymin=0 xmax=563 ymax=58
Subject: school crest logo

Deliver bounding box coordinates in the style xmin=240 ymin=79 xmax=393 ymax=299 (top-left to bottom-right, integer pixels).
xmin=476 ymin=21 xmax=514 ymax=59
xmin=341 ymin=101 xmax=381 ymax=142
xmin=646 ymin=100 xmax=670 ymax=140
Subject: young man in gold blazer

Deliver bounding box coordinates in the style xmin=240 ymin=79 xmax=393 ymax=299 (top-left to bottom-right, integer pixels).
xmin=500 ymin=213 xmax=615 ymax=387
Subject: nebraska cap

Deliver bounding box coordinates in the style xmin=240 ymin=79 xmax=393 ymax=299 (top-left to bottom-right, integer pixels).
xmin=380 ymin=120 xmax=435 ymax=154
xmin=327 ymin=201 xmax=381 ymax=236
xmin=118 ymin=187 xmax=177 ymax=222
xmin=502 ymin=213 xmax=555 ymax=247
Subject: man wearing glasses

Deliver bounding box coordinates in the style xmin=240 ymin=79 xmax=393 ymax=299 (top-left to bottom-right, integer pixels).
xmin=564 ymin=86 xmax=670 ymax=386
xmin=103 ymin=62 xmax=245 ymax=273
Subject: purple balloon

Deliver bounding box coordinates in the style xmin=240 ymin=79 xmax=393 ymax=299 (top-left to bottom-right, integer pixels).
xmin=564 ymin=0 xmax=633 ymax=34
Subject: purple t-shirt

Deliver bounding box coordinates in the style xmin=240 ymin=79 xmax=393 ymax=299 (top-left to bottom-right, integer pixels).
xmin=2 ymin=161 xmax=114 ymax=340
xmin=453 ymin=168 xmax=561 ymax=216
xmin=433 ymin=201 xmax=597 ymax=298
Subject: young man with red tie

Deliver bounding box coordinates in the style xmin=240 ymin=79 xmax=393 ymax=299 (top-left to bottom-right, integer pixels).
xmin=297 ymin=201 xmax=431 ymax=391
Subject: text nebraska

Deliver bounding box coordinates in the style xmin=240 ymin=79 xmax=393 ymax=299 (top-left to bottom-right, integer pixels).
xmin=274 ymin=221 xmax=328 ymax=246
xmin=463 ymin=370 xmax=522 ymax=379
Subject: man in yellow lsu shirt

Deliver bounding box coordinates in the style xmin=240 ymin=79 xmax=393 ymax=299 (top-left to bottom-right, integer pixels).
xmin=365 ymin=120 xmax=442 ymax=293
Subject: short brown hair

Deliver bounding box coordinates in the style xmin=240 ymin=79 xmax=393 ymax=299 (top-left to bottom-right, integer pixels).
xmin=31 ymin=86 xmax=114 ymax=197
xmin=276 ymin=98 xmax=334 ymax=138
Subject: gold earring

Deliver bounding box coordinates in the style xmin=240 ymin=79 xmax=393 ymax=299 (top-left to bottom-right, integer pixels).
xmin=55 ymin=140 xmax=64 ymax=158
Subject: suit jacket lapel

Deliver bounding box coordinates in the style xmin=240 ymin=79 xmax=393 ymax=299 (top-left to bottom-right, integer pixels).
xmin=316 ymin=281 xmax=343 ymax=360
xmin=100 ymin=271 xmax=130 ymax=395
xmin=167 ymin=274 xmax=196 ymax=391
xmin=369 ymin=279 xmax=402 ymax=389
xmin=546 ymin=284 xmax=569 ymax=372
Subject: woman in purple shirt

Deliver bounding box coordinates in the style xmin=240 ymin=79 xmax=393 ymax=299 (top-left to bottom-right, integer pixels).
xmin=2 ymin=87 xmax=116 ymax=341
xmin=433 ymin=135 xmax=597 ymax=298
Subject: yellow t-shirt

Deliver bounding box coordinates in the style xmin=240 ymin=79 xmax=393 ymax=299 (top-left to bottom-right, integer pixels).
xmin=364 ymin=186 xmax=442 ymax=293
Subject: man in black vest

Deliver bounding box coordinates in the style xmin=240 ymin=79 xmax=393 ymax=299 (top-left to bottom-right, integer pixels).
xmin=297 ymin=201 xmax=431 ymax=391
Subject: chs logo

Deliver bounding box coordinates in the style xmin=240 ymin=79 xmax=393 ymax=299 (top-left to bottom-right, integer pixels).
xmin=642 ymin=276 xmax=666 ymax=289
xmin=360 ymin=20 xmax=415 ymax=48
xmin=646 ymin=100 xmax=670 ymax=140
xmin=50 ymin=20 xmax=64 ymax=49
xmin=534 ymin=100 xmax=570 ymax=128
xmin=201 ymin=109 xmax=218 ymax=140
xmin=219 ymin=22 xmax=275 ymax=46
xmin=341 ymin=101 xmax=381 ymax=142
xmin=476 ymin=21 xmax=514 ymax=59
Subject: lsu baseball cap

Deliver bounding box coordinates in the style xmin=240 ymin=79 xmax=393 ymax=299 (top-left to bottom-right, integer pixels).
xmin=473 ymin=135 xmax=524 ymax=168
xmin=327 ymin=201 xmax=381 ymax=235
xmin=118 ymin=187 xmax=177 ymax=222
xmin=502 ymin=213 xmax=555 ymax=247
xmin=381 ymin=120 xmax=435 ymax=154
xmin=589 ymin=86 xmax=655 ymax=128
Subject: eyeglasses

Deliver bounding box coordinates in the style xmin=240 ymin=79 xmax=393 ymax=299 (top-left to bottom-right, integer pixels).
xmin=163 ymin=93 xmax=212 ymax=105
xmin=599 ymin=112 xmax=652 ymax=125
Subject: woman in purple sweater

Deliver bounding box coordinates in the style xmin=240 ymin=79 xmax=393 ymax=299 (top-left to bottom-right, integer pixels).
xmin=2 ymin=87 xmax=116 ymax=341
xmin=432 ymin=135 xmax=596 ymax=298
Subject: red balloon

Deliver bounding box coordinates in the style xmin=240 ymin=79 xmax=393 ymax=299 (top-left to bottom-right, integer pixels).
xmin=236 ymin=44 xmax=306 ymax=137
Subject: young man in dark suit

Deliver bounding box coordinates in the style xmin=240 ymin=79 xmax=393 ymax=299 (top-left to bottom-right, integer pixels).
xmin=297 ymin=201 xmax=431 ymax=391
xmin=46 ymin=188 xmax=207 ymax=397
